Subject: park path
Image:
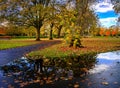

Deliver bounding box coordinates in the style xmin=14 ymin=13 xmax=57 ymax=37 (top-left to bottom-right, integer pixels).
xmin=0 ymin=40 xmax=61 ymax=66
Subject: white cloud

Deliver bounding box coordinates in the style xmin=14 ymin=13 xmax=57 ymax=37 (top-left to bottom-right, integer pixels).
xmin=93 ymin=2 xmax=114 ymax=12
xmin=89 ymin=50 xmax=120 ymax=74
xmin=89 ymin=64 xmax=109 ymax=74
xmin=99 ymin=17 xmax=117 ymax=27
xmin=97 ymin=51 xmax=120 ymax=60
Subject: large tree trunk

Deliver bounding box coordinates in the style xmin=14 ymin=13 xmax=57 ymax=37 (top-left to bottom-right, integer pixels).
xmin=49 ymin=29 xmax=53 ymax=40
xmin=57 ymin=25 xmax=62 ymax=38
xmin=35 ymin=21 xmax=43 ymax=41
xmin=49 ymin=23 xmax=54 ymax=40
xmin=36 ymin=28 xmax=40 ymax=41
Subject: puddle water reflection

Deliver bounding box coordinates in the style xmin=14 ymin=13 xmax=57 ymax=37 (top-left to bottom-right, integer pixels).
xmin=0 ymin=51 xmax=120 ymax=88
xmin=97 ymin=50 xmax=120 ymax=64
xmin=89 ymin=50 xmax=120 ymax=74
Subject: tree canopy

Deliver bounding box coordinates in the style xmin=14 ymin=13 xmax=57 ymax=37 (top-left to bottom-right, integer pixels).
xmin=0 ymin=0 xmax=99 ymax=42
xmin=0 ymin=0 xmax=52 ymax=40
xmin=112 ymin=0 xmax=120 ymax=26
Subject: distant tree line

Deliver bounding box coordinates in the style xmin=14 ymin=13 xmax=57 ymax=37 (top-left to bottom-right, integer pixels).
xmin=0 ymin=0 xmax=120 ymax=47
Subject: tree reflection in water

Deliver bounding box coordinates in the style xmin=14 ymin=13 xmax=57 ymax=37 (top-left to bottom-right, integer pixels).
xmin=0 ymin=53 xmax=97 ymax=87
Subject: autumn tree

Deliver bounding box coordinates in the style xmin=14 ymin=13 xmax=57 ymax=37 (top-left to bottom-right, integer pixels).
xmin=110 ymin=25 xmax=119 ymax=37
xmin=62 ymin=0 xmax=98 ymax=48
xmin=54 ymin=6 xmax=65 ymax=38
xmin=72 ymin=0 xmax=98 ymax=36
xmin=48 ymin=1 xmax=70 ymax=39
xmin=112 ymin=0 xmax=120 ymax=26
xmin=105 ymin=30 xmax=111 ymax=36
xmin=0 ymin=0 xmax=51 ymax=41
xmin=56 ymin=6 xmax=81 ymax=47
xmin=47 ymin=0 xmax=57 ymax=40
xmin=99 ymin=28 xmax=105 ymax=36
xmin=111 ymin=30 xmax=117 ymax=36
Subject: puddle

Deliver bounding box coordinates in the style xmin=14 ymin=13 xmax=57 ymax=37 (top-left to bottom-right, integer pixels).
xmin=89 ymin=50 xmax=120 ymax=74
xmin=0 ymin=51 xmax=120 ymax=88
xmin=87 ymin=50 xmax=120 ymax=88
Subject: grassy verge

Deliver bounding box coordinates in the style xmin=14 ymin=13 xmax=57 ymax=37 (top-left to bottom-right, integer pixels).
xmin=28 ymin=37 xmax=120 ymax=59
xmin=0 ymin=39 xmax=43 ymax=50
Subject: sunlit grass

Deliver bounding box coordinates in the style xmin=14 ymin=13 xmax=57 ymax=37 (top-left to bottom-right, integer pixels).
xmin=0 ymin=39 xmax=41 ymax=50
xmin=28 ymin=37 xmax=120 ymax=58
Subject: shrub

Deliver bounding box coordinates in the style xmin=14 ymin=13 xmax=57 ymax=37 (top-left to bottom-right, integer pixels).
xmin=105 ymin=30 xmax=111 ymax=36
xmin=65 ymin=31 xmax=82 ymax=48
xmin=99 ymin=28 xmax=104 ymax=36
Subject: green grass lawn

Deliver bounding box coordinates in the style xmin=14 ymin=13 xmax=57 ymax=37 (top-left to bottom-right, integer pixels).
xmin=0 ymin=39 xmax=42 ymax=50
xmin=28 ymin=37 xmax=120 ymax=59
xmin=0 ymin=37 xmax=120 ymax=58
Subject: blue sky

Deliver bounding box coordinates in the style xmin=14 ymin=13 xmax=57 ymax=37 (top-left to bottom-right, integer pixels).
xmin=93 ymin=0 xmax=118 ymax=28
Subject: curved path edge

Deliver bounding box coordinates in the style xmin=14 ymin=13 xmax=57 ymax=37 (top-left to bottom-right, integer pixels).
xmin=0 ymin=40 xmax=62 ymax=66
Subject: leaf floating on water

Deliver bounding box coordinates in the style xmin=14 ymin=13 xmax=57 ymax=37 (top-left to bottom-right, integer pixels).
xmin=43 ymin=77 xmax=47 ymax=80
xmin=110 ymin=73 xmax=113 ymax=76
xmin=114 ymin=82 xmax=118 ymax=84
xmin=81 ymin=80 xmax=85 ymax=83
xmin=46 ymin=80 xmax=53 ymax=84
xmin=74 ymin=82 xmax=79 ymax=88
xmin=2 ymin=80 xmax=7 ymax=83
xmin=60 ymin=77 xmax=65 ymax=80
xmin=85 ymin=78 xmax=89 ymax=81
xmin=34 ymin=80 xmax=40 ymax=83
xmin=101 ymin=82 xmax=109 ymax=85
xmin=0 ymin=86 xmax=4 ymax=88
xmin=19 ymin=82 xmax=29 ymax=87
xmin=19 ymin=83 xmax=25 ymax=88
xmin=102 ymin=78 xmax=106 ymax=80
xmin=68 ymin=76 xmax=73 ymax=80
xmin=14 ymin=79 xmax=20 ymax=83
xmin=7 ymin=74 xmax=12 ymax=77
xmin=40 ymin=80 xmax=44 ymax=85
xmin=8 ymin=84 xmax=14 ymax=88
xmin=18 ymin=77 xmax=22 ymax=80
xmin=80 ymin=74 xmax=85 ymax=77
xmin=68 ymin=84 xmax=73 ymax=87
xmin=88 ymin=82 xmax=92 ymax=86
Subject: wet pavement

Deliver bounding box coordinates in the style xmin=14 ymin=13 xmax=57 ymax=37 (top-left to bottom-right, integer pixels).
xmin=0 ymin=40 xmax=61 ymax=66
xmin=0 ymin=50 xmax=120 ymax=88
xmin=87 ymin=50 xmax=120 ymax=88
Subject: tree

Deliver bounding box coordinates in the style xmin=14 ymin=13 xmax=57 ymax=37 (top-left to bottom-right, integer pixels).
xmin=112 ymin=0 xmax=120 ymax=26
xmin=47 ymin=0 xmax=56 ymax=40
xmin=47 ymin=1 xmax=68 ymax=39
xmin=112 ymin=0 xmax=120 ymax=13
xmin=99 ymin=28 xmax=105 ymax=36
xmin=0 ymin=0 xmax=51 ymax=41
xmin=62 ymin=0 xmax=98 ymax=47
xmin=73 ymin=0 xmax=98 ymax=36
xmin=109 ymin=25 xmax=119 ymax=37
xmin=53 ymin=6 xmax=64 ymax=38
xmin=105 ymin=30 xmax=111 ymax=36
xmin=111 ymin=29 xmax=117 ymax=36
xmin=56 ymin=25 xmax=63 ymax=38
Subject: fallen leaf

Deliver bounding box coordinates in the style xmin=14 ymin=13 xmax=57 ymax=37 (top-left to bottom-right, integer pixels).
xmin=2 ymin=80 xmax=7 ymax=83
xmin=8 ymin=84 xmax=14 ymax=88
xmin=14 ymin=79 xmax=20 ymax=83
xmin=81 ymin=80 xmax=85 ymax=82
xmin=0 ymin=87 xmax=4 ymax=88
xmin=101 ymin=82 xmax=109 ymax=85
xmin=68 ymin=84 xmax=73 ymax=87
xmin=114 ymin=82 xmax=118 ymax=84
xmin=74 ymin=84 xmax=79 ymax=88
xmin=88 ymin=82 xmax=92 ymax=86
xmin=74 ymin=82 xmax=79 ymax=88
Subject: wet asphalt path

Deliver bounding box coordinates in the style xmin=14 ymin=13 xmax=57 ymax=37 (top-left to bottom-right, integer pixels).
xmin=0 ymin=40 xmax=61 ymax=66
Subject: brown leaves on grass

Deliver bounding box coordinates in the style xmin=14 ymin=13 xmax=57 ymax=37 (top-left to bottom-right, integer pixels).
xmin=59 ymin=38 xmax=120 ymax=54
